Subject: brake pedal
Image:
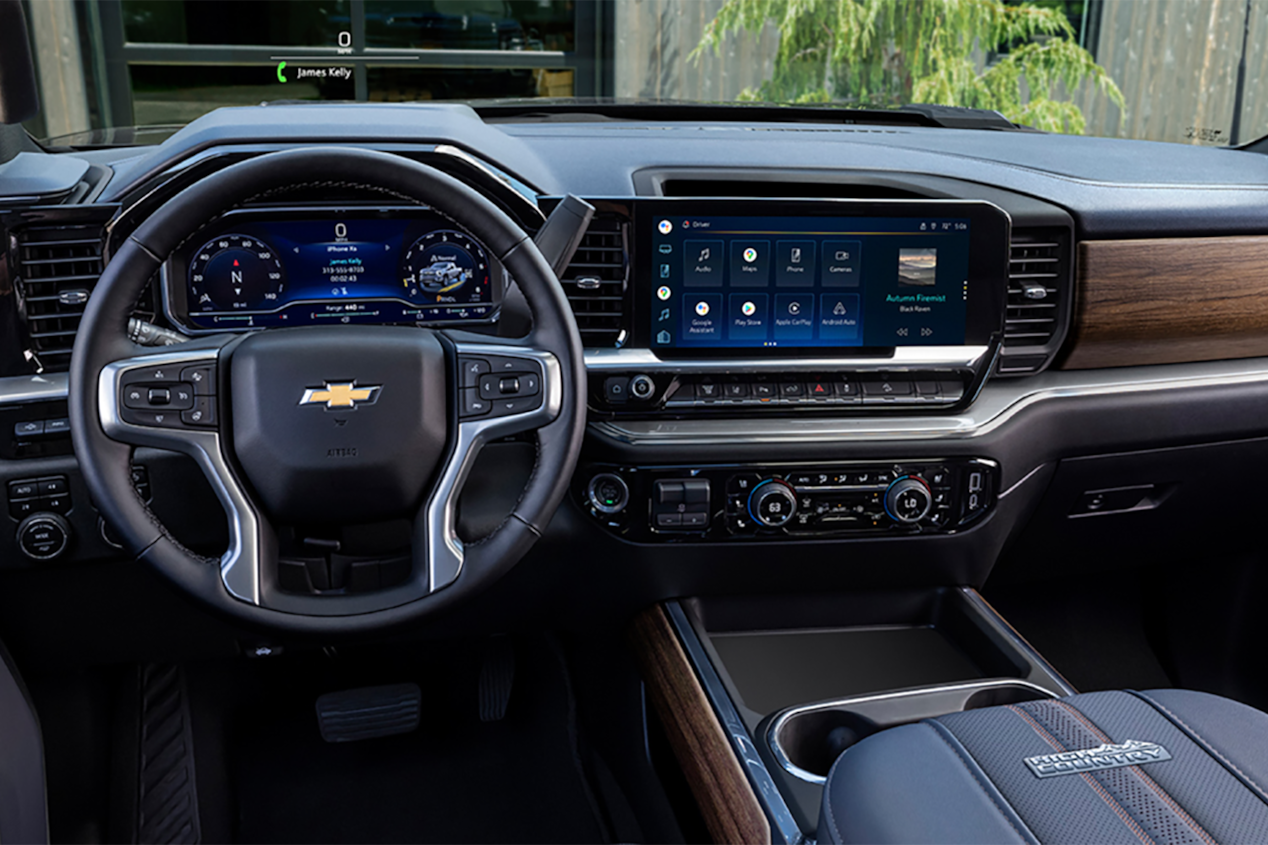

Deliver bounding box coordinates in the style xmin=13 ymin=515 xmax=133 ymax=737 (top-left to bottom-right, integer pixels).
xmin=315 ymin=683 xmax=421 ymax=743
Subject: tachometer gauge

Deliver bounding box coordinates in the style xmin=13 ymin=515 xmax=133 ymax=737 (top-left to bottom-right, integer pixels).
xmin=401 ymin=230 xmax=489 ymax=300
xmin=188 ymin=234 xmax=285 ymax=312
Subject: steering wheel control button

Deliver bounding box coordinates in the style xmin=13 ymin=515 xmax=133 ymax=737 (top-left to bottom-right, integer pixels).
xmin=587 ymin=474 xmax=630 ymax=514
xmin=460 ymin=389 xmax=491 ymax=418
xmin=147 ymin=387 xmax=171 ymax=405
xmin=180 ymin=365 xmax=216 ymax=394
xmin=181 ymin=396 xmax=217 ymax=427
xmin=885 ymin=476 xmax=933 ymax=523
xmin=459 ymin=357 xmax=490 ymax=388
xmin=17 ymin=513 xmax=71 ymax=561
xmin=749 ymin=479 xmax=797 ymax=527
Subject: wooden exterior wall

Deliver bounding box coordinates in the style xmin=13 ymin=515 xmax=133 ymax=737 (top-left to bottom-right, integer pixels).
xmin=613 ymin=0 xmax=779 ymax=103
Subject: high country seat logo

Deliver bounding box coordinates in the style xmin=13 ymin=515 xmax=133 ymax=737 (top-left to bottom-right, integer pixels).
xmin=1024 ymin=739 xmax=1172 ymax=778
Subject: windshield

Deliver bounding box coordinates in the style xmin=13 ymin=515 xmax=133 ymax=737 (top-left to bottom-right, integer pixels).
xmin=18 ymin=0 xmax=1267 ymax=147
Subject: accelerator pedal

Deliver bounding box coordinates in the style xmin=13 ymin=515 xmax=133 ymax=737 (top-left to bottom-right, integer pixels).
xmin=315 ymin=683 xmax=421 ymax=743
xmin=478 ymin=638 xmax=516 ymax=722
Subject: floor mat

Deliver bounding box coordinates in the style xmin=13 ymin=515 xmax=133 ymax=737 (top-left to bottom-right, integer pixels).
xmin=223 ymin=637 xmax=609 ymax=844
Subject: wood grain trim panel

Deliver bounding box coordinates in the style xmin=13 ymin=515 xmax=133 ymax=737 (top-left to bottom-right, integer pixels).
xmin=1060 ymin=237 xmax=1268 ymax=369
xmin=627 ymin=606 xmax=771 ymax=845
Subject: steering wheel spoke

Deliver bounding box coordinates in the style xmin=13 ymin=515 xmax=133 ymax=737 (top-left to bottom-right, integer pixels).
xmin=423 ymin=341 xmax=563 ymax=592
xmin=97 ymin=342 xmax=269 ymax=605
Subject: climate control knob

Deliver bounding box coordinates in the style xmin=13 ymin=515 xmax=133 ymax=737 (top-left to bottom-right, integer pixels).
xmin=884 ymin=476 xmax=932 ymax=523
xmin=748 ymin=479 xmax=797 ymax=527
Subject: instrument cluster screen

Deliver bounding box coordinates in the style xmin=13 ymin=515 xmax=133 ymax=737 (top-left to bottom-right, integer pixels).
xmin=173 ymin=213 xmax=499 ymax=331
xmin=636 ymin=199 xmax=1009 ymax=354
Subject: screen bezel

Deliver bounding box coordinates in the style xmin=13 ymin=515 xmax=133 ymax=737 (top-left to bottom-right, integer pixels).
xmin=162 ymin=205 xmax=505 ymax=335
xmin=631 ymin=197 xmax=1010 ymax=358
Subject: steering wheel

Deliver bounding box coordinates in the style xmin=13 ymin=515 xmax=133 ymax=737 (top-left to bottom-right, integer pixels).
xmin=68 ymin=148 xmax=586 ymax=635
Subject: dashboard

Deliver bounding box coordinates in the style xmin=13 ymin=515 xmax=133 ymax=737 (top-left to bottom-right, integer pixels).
xmin=4 ymin=102 xmax=1268 ymax=616
xmin=163 ymin=208 xmax=502 ymax=332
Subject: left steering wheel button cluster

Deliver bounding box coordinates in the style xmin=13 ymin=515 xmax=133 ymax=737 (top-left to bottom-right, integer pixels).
xmin=119 ymin=363 xmax=218 ymax=429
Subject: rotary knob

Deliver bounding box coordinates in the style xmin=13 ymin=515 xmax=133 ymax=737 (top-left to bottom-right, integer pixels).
xmin=17 ymin=512 xmax=71 ymax=561
xmin=748 ymin=479 xmax=797 ymax=527
xmin=884 ymin=476 xmax=932 ymax=524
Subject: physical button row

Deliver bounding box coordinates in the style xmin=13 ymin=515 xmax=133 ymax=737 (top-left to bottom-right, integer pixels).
xmin=670 ymin=378 xmax=963 ymax=405
xmin=8 ymin=475 xmax=71 ymax=519
xmin=13 ymin=418 xmax=70 ymax=440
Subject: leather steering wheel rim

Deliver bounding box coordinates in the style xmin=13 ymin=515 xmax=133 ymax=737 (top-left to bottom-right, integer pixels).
xmin=69 ymin=147 xmax=586 ymax=636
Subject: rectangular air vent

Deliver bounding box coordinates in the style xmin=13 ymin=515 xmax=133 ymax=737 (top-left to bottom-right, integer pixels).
xmin=559 ymin=215 xmax=629 ymax=347
xmin=999 ymin=229 xmax=1072 ymax=375
xmin=14 ymin=225 xmax=105 ymax=371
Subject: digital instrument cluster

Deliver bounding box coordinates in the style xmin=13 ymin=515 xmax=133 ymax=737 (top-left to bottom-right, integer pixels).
xmin=166 ymin=210 xmax=501 ymax=331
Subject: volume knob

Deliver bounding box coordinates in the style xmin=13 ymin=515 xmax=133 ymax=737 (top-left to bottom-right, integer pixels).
xmin=748 ymin=479 xmax=797 ymax=527
xmin=884 ymin=476 xmax=932 ymax=524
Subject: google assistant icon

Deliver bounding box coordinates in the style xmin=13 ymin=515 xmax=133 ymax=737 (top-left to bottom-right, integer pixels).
xmin=657 ymin=220 xmax=673 ymax=235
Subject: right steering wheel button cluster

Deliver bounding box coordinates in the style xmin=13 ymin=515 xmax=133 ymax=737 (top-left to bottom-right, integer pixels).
xmin=458 ymin=355 xmax=545 ymax=419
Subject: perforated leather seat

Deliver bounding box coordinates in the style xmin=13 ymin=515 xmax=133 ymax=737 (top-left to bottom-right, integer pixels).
xmin=819 ymin=689 xmax=1268 ymax=844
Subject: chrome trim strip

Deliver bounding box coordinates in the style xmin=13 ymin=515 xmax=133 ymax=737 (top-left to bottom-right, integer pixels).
xmin=766 ymin=678 xmax=1059 ymax=785
xmin=958 ymin=587 xmax=1077 ymax=696
xmin=0 ymin=372 xmax=70 ymax=405
xmin=665 ymin=601 xmax=805 ymax=845
xmin=590 ymin=357 xmax=1268 ymax=445
xmin=98 ymin=348 xmax=263 ymax=604
xmin=584 ymin=345 xmax=989 ymax=371
xmin=423 ymin=343 xmax=562 ymax=592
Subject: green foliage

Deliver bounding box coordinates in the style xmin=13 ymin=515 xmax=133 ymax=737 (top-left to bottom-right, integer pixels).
xmin=692 ymin=0 xmax=1124 ymax=133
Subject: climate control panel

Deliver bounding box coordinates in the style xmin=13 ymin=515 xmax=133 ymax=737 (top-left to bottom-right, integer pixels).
xmin=577 ymin=458 xmax=997 ymax=542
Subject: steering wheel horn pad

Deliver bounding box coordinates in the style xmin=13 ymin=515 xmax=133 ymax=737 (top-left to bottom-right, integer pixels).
xmin=69 ymin=148 xmax=586 ymax=635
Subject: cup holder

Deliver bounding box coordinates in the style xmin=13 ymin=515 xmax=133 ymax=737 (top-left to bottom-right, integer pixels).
xmin=765 ymin=679 xmax=1054 ymax=783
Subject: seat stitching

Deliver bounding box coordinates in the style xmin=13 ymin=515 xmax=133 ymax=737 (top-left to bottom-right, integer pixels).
xmin=923 ymin=720 xmax=1037 ymax=844
xmin=1007 ymin=705 xmax=1156 ymax=845
xmin=1053 ymin=699 xmax=1218 ymax=845
xmin=1130 ymin=690 xmax=1268 ymax=809
xmin=823 ymin=772 xmax=846 ymax=845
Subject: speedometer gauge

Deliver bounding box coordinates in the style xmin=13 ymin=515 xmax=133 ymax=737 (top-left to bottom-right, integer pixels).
xmin=401 ymin=230 xmax=490 ymax=301
xmin=188 ymin=234 xmax=285 ymax=312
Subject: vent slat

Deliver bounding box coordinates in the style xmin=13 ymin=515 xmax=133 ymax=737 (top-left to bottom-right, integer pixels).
xmin=1000 ymin=232 xmax=1069 ymax=375
xmin=15 ymin=224 xmax=106 ymax=371
xmin=559 ymin=215 xmax=629 ymax=347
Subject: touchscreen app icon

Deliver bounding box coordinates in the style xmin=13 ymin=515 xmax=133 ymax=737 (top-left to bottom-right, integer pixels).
xmin=742 ymin=301 xmax=757 ymax=316
xmin=743 ymin=247 xmax=758 ymax=263
xmin=657 ymin=286 xmax=672 ymax=300
xmin=695 ymin=301 xmax=710 ymax=316
xmin=698 ymin=247 xmax=710 ymax=262
xmin=658 ymin=220 xmax=673 ymax=235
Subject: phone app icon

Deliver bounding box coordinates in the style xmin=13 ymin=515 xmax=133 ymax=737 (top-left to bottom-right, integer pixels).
xmin=657 ymin=286 xmax=672 ymax=300
xmin=658 ymin=220 xmax=673 ymax=235
xmin=660 ymin=264 xmax=671 ymax=278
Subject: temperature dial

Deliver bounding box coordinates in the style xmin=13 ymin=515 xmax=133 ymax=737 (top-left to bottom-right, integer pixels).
xmin=884 ymin=476 xmax=932 ymax=523
xmin=748 ymin=479 xmax=797 ymax=527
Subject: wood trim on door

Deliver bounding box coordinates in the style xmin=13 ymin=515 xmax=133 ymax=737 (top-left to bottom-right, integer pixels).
xmin=627 ymin=605 xmax=771 ymax=845
xmin=1059 ymin=237 xmax=1268 ymax=369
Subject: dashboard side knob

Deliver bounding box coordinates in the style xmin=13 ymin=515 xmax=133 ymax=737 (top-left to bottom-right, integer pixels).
xmin=17 ymin=512 xmax=71 ymax=561
xmin=884 ymin=476 xmax=932 ymax=524
xmin=629 ymin=374 xmax=656 ymax=400
xmin=748 ymin=479 xmax=797 ymax=527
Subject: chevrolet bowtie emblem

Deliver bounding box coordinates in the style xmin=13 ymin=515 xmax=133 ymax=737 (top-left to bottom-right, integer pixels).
xmin=299 ymin=382 xmax=381 ymax=409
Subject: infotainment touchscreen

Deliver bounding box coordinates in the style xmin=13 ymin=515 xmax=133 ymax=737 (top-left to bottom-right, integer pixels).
xmin=635 ymin=200 xmax=1008 ymax=353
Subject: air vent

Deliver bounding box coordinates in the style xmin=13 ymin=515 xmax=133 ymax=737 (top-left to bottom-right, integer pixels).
xmin=559 ymin=215 xmax=629 ymax=347
xmin=14 ymin=224 xmax=105 ymax=371
xmin=999 ymin=229 xmax=1072 ymax=375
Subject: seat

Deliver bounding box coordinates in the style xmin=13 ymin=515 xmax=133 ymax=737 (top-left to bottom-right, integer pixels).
xmin=819 ymin=689 xmax=1268 ymax=844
